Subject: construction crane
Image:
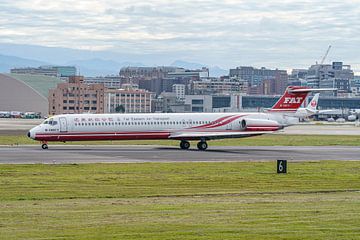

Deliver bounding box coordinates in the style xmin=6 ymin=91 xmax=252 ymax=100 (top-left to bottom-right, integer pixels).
xmin=320 ymin=45 xmax=331 ymax=65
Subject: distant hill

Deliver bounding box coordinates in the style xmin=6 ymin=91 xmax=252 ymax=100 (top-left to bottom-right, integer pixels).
xmin=0 ymin=43 xmax=229 ymax=77
xmin=0 ymin=54 xmax=48 ymax=73
xmin=171 ymin=60 xmax=228 ymax=77
xmin=66 ymin=58 xmax=146 ymax=76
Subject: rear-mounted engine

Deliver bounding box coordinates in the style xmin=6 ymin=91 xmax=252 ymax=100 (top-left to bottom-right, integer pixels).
xmin=240 ymin=119 xmax=282 ymax=131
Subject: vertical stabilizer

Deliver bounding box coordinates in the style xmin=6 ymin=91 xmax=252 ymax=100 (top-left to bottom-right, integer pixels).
xmin=305 ymin=93 xmax=320 ymax=113
xmin=270 ymin=86 xmax=311 ymax=112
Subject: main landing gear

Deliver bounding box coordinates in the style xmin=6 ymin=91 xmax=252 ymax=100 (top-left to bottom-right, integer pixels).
xmin=180 ymin=140 xmax=190 ymax=150
xmin=197 ymin=141 xmax=208 ymax=151
xmin=41 ymin=141 xmax=48 ymax=150
xmin=179 ymin=140 xmax=208 ymax=151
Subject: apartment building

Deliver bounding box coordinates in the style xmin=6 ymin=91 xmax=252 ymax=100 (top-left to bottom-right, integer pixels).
xmin=48 ymin=76 xmax=105 ymax=115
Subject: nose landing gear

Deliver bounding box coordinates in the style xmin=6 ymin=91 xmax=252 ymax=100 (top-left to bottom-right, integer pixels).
xmin=41 ymin=141 xmax=48 ymax=150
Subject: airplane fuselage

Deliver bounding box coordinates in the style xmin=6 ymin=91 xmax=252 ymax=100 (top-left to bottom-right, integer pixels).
xmin=28 ymin=112 xmax=289 ymax=142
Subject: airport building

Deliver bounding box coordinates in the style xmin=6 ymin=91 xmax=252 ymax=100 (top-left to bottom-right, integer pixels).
xmin=0 ymin=73 xmax=63 ymax=116
xmin=48 ymin=76 xmax=105 ymax=115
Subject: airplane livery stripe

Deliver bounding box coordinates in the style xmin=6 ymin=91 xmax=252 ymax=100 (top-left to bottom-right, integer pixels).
xmin=189 ymin=115 xmax=234 ymax=129
xmin=205 ymin=115 xmax=244 ymax=129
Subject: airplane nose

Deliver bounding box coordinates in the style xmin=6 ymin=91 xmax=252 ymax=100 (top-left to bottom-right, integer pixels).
xmin=27 ymin=127 xmax=36 ymax=140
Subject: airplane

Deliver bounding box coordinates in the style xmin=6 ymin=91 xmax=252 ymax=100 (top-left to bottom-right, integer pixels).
xmin=27 ymin=86 xmax=334 ymax=150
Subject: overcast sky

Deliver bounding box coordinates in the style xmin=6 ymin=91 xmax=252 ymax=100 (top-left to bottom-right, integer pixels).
xmin=0 ymin=0 xmax=359 ymax=73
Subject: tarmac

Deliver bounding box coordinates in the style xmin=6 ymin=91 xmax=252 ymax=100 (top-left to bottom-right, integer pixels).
xmin=0 ymin=145 xmax=360 ymax=164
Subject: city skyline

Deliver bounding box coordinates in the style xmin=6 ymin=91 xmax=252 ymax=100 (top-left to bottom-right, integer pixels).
xmin=0 ymin=0 xmax=359 ymax=74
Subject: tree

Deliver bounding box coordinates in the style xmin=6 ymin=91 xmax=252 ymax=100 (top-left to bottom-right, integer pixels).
xmin=115 ymin=105 xmax=125 ymax=113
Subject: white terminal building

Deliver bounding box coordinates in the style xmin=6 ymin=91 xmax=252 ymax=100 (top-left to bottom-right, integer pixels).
xmin=105 ymin=84 xmax=155 ymax=113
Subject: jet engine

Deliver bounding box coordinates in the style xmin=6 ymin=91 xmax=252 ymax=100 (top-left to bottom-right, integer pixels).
xmin=240 ymin=118 xmax=282 ymax=131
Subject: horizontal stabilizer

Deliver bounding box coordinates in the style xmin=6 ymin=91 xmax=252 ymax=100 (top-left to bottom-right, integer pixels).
xmin=289 ymin=88 xmax=337 ymax=93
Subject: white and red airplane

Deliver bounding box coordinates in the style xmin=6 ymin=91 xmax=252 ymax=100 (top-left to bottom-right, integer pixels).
xmin=28 ymin=86 xmax=332 ymax=150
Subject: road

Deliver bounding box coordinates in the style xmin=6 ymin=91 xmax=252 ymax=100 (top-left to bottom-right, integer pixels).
xmin=0 ymin=145 xmax=360 ymax=164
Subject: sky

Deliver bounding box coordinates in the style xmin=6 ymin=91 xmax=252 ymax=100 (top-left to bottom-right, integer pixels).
xmin=0 ymin=0 xmax=359 ymax=73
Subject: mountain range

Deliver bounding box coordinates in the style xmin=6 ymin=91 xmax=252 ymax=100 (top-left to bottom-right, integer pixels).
xmin=0 ymin=43 xmax=228 ymax=77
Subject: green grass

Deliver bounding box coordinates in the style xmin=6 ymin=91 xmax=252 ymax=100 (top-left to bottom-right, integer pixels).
xmin=0 ymin=162 xmax=360 ymax=239
xmin=2 ymin=134 xmax=360 ymax=146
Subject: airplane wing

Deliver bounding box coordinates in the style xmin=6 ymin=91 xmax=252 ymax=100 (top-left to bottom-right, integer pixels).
xmin=169 ymin=131 xmax=273 ymax=140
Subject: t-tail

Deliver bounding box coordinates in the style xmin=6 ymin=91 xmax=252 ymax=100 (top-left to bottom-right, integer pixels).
xmin=269 ymin=86 xmax=311 ymax=112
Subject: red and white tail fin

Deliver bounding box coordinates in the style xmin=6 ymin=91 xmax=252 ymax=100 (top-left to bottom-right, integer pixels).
xmin=269 ymin=86 xmax=311 ymax=112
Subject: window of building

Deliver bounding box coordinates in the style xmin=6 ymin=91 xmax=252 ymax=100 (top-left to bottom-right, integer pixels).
xmin=192 ymin=99 xmax=203 ymax=104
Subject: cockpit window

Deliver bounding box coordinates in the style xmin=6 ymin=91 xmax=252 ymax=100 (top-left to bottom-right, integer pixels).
xmin=42 ymin=119 xmax=58 ymax=126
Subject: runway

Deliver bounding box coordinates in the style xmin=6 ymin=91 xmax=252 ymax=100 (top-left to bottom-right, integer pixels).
xmin=1 ymin=145 xmax=360 ymax=164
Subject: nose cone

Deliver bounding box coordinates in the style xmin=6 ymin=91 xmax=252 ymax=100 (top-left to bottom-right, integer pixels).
xmin=27 ymin=127 xmax=36 ymax=140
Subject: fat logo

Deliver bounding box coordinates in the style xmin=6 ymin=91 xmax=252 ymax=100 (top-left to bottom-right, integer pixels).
xmin=284 ymin=97 xmax=303 ymax=104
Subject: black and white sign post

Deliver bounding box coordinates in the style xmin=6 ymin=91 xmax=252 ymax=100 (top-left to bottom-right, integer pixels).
xmin=277 ymin=160 xmax=287 ymax=174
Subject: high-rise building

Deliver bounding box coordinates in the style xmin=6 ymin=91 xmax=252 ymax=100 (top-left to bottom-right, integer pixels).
xmin=229 ymin=66 xmax=288 ymax=88
xmin=84 ymin=76 xmax=122 ymax=89
xmin=172 ymin=84 xmax=186 ymax=101
xmin=306 ymin=62 xmax=354 ymax=95
xmin=190 ymin=77 xmax=248 ymax=95
xmin=119 ymin=66 xmax=179 ymax=82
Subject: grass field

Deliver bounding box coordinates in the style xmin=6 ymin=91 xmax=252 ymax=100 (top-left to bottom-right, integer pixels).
xmin=0 ymin=162 xmax=359 ymax=239
xmin=2 ymin=134 xmax=360 ymax=146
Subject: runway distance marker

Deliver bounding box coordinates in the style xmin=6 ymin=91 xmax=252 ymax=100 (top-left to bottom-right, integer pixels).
xmin=277 ymin=160 xmax=287 ymax=173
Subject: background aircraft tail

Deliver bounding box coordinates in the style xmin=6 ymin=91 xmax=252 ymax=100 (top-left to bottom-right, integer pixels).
xmin=305 ymin=93 xmax=320 ymax=113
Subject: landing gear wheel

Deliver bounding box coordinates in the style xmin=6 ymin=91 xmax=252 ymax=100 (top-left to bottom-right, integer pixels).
xmin=180 ymin=141 xmax=190 ymax=150
xmin=41 ymin=144 xmax=48 ymax=150
xmin=197 ymin=141 xmax=208 ymax=151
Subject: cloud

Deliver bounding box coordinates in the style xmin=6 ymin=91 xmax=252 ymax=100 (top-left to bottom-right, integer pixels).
xmin=0 ymin=0 xmax=359 ymax=72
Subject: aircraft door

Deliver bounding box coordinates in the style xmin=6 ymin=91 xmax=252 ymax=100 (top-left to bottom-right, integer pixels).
xmin=59 ymin=117 xmax=67 ymax=132
xmin=226 ymin=123 xmax=232 ymax=130
xmin=182 ymin=119 xmax=186 ymax=128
